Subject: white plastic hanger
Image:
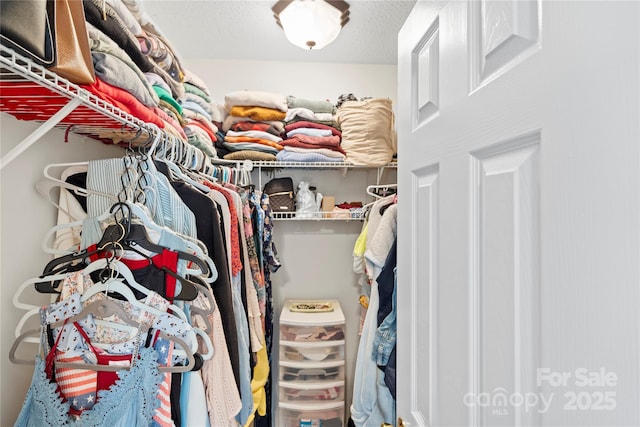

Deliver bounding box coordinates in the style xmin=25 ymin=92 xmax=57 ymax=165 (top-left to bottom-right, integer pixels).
xmin=366 ymin=183 xmax=397 ymax=199
xmin=81 ymin=258 xmax=188 ymax=321
xmin=123 ymin=201 xmax=215 ymax=280
xmin=12 ymin=270 xmax=72 ymax=343
xmin=158 ymin=157 xmax=211 ymax=194
xmin=40 ymin=162 xmax=118 ymax=201
xmin=363 ymin=184 xmax=398 ymax=211
xmin=80 ymin=259 xmax=213 ymax=358
xmin=49 ymin=298 xmax=197 ymax=373
xmin=40 ymin=209 xmax=117 ymax=255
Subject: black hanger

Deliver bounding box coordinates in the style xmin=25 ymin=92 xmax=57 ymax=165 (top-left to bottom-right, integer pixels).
xmin=122 ymin=238 xmax=199 ymax=301
xmin=125 ymin=222 xmax=211 ymax=278
xmin=38 ymin=222 xmax=128 ymax=285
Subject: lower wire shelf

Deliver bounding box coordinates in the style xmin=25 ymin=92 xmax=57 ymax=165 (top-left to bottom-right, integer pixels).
xmin=272 ymin=212 xmax=365 ymax=221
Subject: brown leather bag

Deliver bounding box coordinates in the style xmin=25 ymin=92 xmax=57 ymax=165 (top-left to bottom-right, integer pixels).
xmin=50 ymin=0 xmax=95 ymax=84
xmin=263 ymin=177 xmax=295 ymax=213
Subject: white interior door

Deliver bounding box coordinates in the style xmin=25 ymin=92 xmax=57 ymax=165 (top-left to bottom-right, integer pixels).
xmin=397 ymin=1 xmax=639 ymax=426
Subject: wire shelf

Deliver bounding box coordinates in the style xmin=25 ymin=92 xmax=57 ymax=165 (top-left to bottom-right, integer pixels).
xmin=272 ymin=211 xmax=365 ymax=221
xmin=252 ymin=161 xmax=398 ymax=169
xmin=0 ymin=44 xmax=152 ymax=143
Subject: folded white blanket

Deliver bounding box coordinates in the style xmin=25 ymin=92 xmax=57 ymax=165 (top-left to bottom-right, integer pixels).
xmin=224 ymin=90 xmax=288 ymax=112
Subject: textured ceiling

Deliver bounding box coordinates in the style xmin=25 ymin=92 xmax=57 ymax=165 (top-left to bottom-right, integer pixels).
xmin=143 ymin=0 xmax=417 ymax=64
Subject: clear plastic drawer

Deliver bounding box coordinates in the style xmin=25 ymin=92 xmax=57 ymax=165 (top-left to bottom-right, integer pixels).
xmin=279 ymin=360 xmax=345 ymax=382
xmin=280 ymin=323 xmax=345 ymax=343
xmin=278 ymin=401 xmax=344 ymax=427
xmin=279 ymin=380 xmax=345 ymax=403
xmin=280 ymin=340 xmax=345 ymax=363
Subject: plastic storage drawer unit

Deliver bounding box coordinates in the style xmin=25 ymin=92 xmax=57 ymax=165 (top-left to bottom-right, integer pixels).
xmin=278 ymin=300 xmax=346 ymax=427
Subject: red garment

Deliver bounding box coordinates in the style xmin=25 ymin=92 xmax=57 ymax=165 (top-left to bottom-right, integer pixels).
xmin=119 ymin=249 xmax=179 ymax=301
xmin=81 ymin=77 xmax=166 ymax=129
xmin=280 ymin=138 xmax=347 ymax=156
xmin=187 ymin=119 xmax=218 ymax=143
xmin=284 ymin=120 xmax=342 ymax=137
xmin=85 ymin=244 xmax=179 ymax=302
xmin=202 ymin=181 xmax=243 ymax=276
xmin=291 ymin=133 xmax=341 ymax=147
xmin=46 ymin=321 xmax=132 ymax=416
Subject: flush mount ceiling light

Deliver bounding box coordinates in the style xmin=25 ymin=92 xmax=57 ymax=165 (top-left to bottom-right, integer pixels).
xmin=272 ymin=0 xmax=350 ymax=50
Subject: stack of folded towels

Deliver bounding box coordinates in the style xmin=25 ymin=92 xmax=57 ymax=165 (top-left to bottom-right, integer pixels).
xmin=220 ymin=90 xmax=288 ymax=161
xmin=278 ymin=96 xmax=345 ymax=163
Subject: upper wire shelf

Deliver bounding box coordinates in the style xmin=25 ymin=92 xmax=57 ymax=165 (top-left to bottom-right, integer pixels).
xmin=0 ymin=44 xmax=155 ymax=148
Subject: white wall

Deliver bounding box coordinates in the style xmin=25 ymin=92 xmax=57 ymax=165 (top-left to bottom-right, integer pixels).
xmin=0 ymin=59 xmax=397 ymax=425
xmin=185 ymin=58 xmax=398 ymax=108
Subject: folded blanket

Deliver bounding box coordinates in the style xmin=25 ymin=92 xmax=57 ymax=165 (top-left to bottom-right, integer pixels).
xmin=285 ymin=120 xmax=342 ymax=137
xmin=223 ymin=116 xmax=285 ymax=134
xmin=286 ymin=96 xmax=336 ymax=114
xmin=222 ymin=142 xmax=279 ymax=155
xmin=282 ymin=145 xmax=346 ymax=160
xmin=229 ymin=106 xmax=286 ymax=122
xmin=230 ymin=121 xmax=283 ymax=136
xmin=291 ymin=133 xmax=341 ymax=147
xmin=279 ymin=138 xmax=346 ymax=156
xmin=285 ymin=107 xmax=334 ymax=123
xmin=225 ymin=90 xmax=288 ymax=112
xmin=284 ymin=117 xmax=340 ymax=129
xmin=223 ymin=151 xmax=277 ymax=161
xmin=286 ymin=128 xmax=332 ymax=138
xmin=226 ymin=130 xmax=283 ymax=143
xmin=224 ymin=136 xmax=283 ymax=151
xmin=276 ymin=150 xmax=343 ymax=163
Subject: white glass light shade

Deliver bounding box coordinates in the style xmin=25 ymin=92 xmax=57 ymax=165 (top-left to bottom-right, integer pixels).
xmin=279 ymin=0 xmax=343 ymax=50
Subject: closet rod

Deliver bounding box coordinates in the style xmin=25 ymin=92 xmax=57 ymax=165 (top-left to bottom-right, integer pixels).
xmin=0 ymin=98 xmax=82 ymax=170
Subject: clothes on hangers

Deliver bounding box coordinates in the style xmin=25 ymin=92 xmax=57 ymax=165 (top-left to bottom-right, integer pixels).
xmin=14 ymin=145 xmax=282 ymax=427
xmin=350 ymin=195 xmax=398 ymax=427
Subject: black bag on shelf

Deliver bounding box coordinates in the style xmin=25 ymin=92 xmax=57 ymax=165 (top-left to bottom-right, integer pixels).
xmin=0 ymin=0 xmax=56 ymax=67
xmin=263 ymin=177 xmax=295 ymax=213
